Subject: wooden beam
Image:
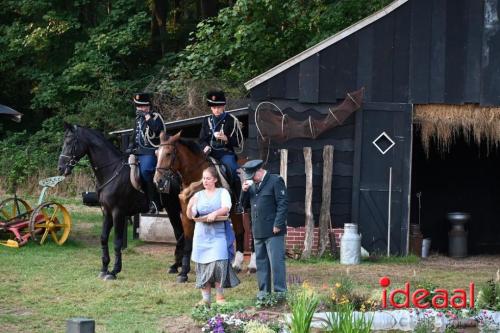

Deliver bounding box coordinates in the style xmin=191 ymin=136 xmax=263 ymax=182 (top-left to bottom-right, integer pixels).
xmin=318 ymin=145 xmax=334 ymax=257
xmin=302 ymin=147 xmax=314 ymax=259
xmin=280 ymin=149 xmax=288 ymax=185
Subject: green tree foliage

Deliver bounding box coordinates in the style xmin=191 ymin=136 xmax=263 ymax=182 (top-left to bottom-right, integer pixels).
xmin=0 ymin=0 xmax=393 ymax=192
xmin=0 ymin=1 xmax=155 ymax=126
xmin=169 ymin=0 xmax=392 ymax=89
xmin=0 ymin=0 xmax=156 ymax=191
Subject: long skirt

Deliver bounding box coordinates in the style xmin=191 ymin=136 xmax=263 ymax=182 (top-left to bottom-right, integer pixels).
xmin=195 ymin=259 xmax=240 ymax=289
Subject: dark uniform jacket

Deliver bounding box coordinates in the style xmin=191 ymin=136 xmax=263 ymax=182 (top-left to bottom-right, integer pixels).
xmin=199 ymin=112 xmax=239 ymax=153
xmin=241 ymin=172 xmax=288 ymax=239
xmin=128 ymin=112 xmax=164 ymax=155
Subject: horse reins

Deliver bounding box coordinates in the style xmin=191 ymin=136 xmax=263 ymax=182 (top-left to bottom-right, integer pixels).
xmin=60 ymin=125 xmax=127 ymax=192
xmin=155 ymin=142 xmax=178 ymax=175
xmin=59 ymin=125 xmax=80 ymax=169
xmin=156 ymin=141 xmax=215 ymax=178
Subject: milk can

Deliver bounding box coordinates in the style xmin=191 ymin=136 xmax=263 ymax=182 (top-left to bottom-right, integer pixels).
xmin=447 ymin=212 xmax=469 ymax=258
xmin=340 ymin=223 xmax=361 ymax=265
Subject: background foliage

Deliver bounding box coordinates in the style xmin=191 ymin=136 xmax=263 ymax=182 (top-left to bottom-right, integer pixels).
xmin=0 ymin=0 xmax=391 ymax=193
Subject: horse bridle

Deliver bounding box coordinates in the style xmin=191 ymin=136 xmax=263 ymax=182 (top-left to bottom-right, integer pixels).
xmin=155 ymin=142 xmax=178 ymax=175
xmin=59 ymin=125 xmax=80 ymax=170
xmin=59 ymin=125 xmax=126 ymax=192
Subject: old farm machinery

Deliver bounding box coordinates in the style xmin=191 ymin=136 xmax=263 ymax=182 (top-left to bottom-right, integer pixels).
xmin=0 ymin=176 xmax=71 ymax=248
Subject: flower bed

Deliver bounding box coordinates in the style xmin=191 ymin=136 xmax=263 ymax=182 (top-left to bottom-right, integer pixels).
xmin=304 ymin=309 xmax=500 ymax=332
xmin=194 ymin=277 xmax=500 ymax=333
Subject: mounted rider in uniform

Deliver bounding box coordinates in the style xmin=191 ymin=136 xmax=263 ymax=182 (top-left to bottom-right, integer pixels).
xmin=126 ymin=93 xmax=164 ymax=214
xmin=199 ymin=90 xmax=244 ymax=214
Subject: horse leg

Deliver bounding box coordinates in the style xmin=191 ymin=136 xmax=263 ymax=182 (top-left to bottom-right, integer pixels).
xmin=98 ymin=211 xmax=113 ymax=279
xmin=163 ymin=193 xmax=184 ymax=274
xmin=247 ymin=235 xmax=257 ymax=273
xmin=104 ymin=210 xmax=125 ymax=280
xmin=232 ymin=231 xmax=245 ymax=273
xmin=177 ymin=238 xmax=192 ymax=283
xmin=230 ymin=212 xmax=245 ymax=272
xmin=176 ymin=197 xmax=193 ymax=283
xmin=170 ymin=234 xmax=184 ymax=274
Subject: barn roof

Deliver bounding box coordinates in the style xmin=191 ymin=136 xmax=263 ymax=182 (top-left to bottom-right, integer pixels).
xmin=108 ymin=107 xmax=248 ymax=136
xmin=244 ymin=0 xmax=409 ymax=90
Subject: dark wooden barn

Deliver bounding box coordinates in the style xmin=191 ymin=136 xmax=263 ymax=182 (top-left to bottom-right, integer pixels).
xmin=243 ymin=0 xmax=500 ymax=255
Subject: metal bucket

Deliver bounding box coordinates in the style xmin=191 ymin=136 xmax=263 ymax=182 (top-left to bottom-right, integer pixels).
xmin=447 ymin=212 xmax=469 ymax=258
xmin=422 ymin=238 xmax=431 ymax=258
xmin=340 ymin=223 xmax=361 ymax=265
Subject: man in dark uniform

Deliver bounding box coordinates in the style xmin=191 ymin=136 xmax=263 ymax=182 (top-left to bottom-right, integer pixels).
xmin=126 ymin=93 xmax=164 ymax=214
xmin=240 ymin=159 xmax=288 ymax=299
xmin=199 ymin=89 xmax=243 ymax=213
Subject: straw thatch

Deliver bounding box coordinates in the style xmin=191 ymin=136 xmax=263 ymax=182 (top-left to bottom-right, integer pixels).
xmin=414 ymin=104 xmax=500 ymax=156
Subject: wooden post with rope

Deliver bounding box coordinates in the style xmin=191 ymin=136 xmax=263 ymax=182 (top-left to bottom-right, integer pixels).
xmin=318 ymin=145 xmax=334 ymax=257
xmin=302 ymin=147 xmax=314 ymax=259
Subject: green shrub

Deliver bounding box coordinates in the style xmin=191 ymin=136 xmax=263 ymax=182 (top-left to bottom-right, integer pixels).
xmin=324 ymin=302 xmax=373 ymax=333
xmin=191 ymin=301 xmax=245 ymax=323
xmin=476 ymin=279 xmax=500 ymax=311
xmin=288 ymin=286 xmax=319 ymax=333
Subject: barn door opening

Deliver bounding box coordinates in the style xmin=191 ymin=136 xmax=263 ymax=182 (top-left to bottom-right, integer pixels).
xmin=411 ymin=130 xmax=500 ymax=255
xmin=352 ymin=102 xmax=413 ymax=255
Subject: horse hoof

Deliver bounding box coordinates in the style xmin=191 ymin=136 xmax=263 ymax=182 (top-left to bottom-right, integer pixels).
xmin=176 ymin=275 xmax=188 ymax=283
xmin=103 ymin=274 xmax=117 ymax=281
xmin=98 ymin=271 xmax=108 ymax=279
xmin=168 ymin=267 xmax=178 ymax=274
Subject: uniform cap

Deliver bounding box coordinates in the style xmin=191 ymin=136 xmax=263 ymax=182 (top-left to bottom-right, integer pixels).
xmin=206 ymin=90 xmax=226 ymax=106
xmin=241 ymin=159 xmax=263 ymax=180
xmin=133 ymin=93 xmax=151 ymax=106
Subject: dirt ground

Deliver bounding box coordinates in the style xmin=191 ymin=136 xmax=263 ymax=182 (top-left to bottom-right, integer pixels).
xmin=135 ymin=243 xmax=500 ymax=332
xmin=136 ymin=243 xmax=500 ymax=289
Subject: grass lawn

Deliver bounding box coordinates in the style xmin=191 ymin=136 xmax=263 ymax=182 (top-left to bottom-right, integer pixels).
xmin=1 ymin=196 xmax=499 ymax=332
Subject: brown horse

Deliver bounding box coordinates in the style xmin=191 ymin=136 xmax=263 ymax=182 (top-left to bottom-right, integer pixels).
xmin=153 ymin=131 xmax=247 ymax=282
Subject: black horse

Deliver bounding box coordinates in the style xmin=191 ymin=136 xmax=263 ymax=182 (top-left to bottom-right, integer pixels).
xmin=58 ymin=123 xmax=184 ymax=280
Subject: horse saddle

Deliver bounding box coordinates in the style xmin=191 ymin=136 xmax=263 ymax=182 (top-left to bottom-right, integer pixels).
xmin=128 ymin=154 xmax=143 ymax=193
xmin=208 ymin=157 xmax=232 ymax=192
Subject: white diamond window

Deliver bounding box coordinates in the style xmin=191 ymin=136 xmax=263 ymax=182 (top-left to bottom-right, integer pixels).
xmin=372 ymin=131 xmax=395 ymax=155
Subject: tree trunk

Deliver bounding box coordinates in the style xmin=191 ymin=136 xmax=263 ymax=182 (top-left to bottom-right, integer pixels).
xmin=151 ymin=0 xmax=168 ymax=56
xmin=200 ymin=0 xmax=218 ymax=18
xmin=302 ymin=147 xmax=314 ymax=259
xmin=318 ymin=145 xmax=334 ymax=257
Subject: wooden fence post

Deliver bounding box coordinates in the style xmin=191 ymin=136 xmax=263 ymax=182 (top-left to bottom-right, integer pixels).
xmin=280 ymin=149 xmax=288 ymax=186
xmin=302 ymin=147 xmax=314 ymax=259
xmin=318 ymin=145 xmax=334 ymax=257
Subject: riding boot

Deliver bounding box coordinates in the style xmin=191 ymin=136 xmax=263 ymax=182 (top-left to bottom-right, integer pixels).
xmin=145 ymin=179 xmax=160 ymax=214
xmin=233 ymin=178 xmax=244 ymax=214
